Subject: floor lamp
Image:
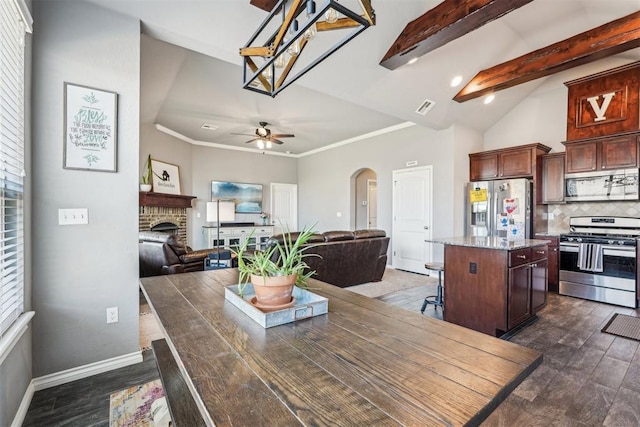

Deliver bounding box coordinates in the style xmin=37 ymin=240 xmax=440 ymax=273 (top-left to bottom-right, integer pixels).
xmin=206 ymin=200 xmax=235 ymax=267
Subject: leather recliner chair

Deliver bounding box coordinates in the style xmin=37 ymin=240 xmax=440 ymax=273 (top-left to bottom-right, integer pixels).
xmin=139 ymin=231 xmax=220 ymax=277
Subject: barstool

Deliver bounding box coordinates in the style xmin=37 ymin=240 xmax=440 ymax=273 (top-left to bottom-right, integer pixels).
xmin=421 ymin=262 xmax=444 ymax=313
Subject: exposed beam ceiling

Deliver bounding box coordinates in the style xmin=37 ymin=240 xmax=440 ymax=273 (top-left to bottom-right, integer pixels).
xmin=379 ymin=0 xmax=534 ymax=70
xmin=250 ymin=0 xmax=279 ymax=13
xmin=454 ymin=11 xmax=640 ymax=102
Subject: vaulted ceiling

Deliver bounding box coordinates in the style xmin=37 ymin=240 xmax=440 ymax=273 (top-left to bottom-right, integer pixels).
xmin=85 ymin=0 xmax=640 ymax=155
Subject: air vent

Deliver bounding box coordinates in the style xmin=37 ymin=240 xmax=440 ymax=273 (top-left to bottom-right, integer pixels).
xmin=415 ymin=98 xmax=436 ymax=116
xmin=201 ymin=123 xmax=218 ymax=131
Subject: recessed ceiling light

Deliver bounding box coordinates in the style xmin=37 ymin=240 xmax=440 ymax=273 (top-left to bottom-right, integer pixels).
xmin=484 ymin=94 xmax=495 ymax=105
xmin=201 ymin=123 xmax=218 ymax=131
xmin=450 ymin=75 xmax=463 ymax=87
xmin=407 ymin=58 xmax=418 ymax=65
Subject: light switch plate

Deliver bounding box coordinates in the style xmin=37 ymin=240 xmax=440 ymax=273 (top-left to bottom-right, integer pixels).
xmin=58 ymin=208 xmax=89 ymax=225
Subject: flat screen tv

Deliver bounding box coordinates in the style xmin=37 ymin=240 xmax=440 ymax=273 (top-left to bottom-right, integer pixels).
xmin=211 ymin=181 xmax=263 ymax=213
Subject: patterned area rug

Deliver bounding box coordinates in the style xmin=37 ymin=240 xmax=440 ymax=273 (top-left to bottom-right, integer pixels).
xmin=347 ymin=268 xmax=435 ymax=298
xmin=601 ymin=313 xmax=640 ymax=341
xmin=110 ymin=379 xmax=165 ymax=427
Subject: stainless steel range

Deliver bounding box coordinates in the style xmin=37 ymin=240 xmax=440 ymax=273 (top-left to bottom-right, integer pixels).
xmin=560 ymin=216 xmax=639 ymax=308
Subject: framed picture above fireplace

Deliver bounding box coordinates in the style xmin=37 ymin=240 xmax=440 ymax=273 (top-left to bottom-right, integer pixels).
xmin=211 ymin=181 xmax=263 ymax=213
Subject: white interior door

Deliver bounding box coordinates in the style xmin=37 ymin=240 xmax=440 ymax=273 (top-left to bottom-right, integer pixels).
xmin=392 ymin=166 xmax=433 ymax=274
xmin=270 ymin=183 xmax=297 ymax=234
xmin=367 ymin=179 xmax=377 ymax=229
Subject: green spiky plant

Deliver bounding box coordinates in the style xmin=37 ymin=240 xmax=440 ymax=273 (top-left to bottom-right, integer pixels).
xmin=141 ymin=154 xmax=152 ymax=185
xmin=232 ymin=225 xmax=319 ymax=297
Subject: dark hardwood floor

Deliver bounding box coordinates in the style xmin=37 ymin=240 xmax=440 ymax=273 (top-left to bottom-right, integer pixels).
xmin=22 ymin=269 xmax=640 ymax=426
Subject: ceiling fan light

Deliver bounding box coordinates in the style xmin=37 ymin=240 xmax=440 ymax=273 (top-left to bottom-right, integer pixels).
xmin=266 ymin=140 xmax=273 ymax=149
xmin=257 ymin=140 xmax=265 ymax=149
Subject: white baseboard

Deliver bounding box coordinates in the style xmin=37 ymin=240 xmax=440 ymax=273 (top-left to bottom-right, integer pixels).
xmin=11 ymin=380 xmax=34 ymax=427
xmin=32 ymin=350 xmax=143 ymax=391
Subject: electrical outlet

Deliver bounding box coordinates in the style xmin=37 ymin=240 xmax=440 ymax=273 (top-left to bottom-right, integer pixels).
xmin=106 ymin=307 xmax=118 ymax=324
xmin=336 ymin=212 xmax=342 ymax=217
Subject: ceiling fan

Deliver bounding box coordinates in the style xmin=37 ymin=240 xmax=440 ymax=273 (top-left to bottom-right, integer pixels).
xmin=232 ymin=121 xmax=295 ymax=148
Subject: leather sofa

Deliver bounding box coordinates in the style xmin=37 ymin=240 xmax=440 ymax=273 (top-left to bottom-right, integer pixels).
xmin=265 ymin=229 xmax=390 ymax=288
xmin=139 ymin=231 xmax=223 ymax=277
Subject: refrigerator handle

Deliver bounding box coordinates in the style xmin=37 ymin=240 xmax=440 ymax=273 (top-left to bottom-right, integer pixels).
xmin=493 ymin=190 xmax=499 ymax=237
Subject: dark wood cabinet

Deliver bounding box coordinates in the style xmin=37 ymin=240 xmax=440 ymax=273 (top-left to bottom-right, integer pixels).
xmin=536 ymin=234 xmax=559 ymax=293
xmin=469 ymin=152 xmax=499 ymax=180
xmin=469 ymin=143 xmax=551 ymax=182
xmin=600 ymin=135 xmax=638 ymax=170
xmin=564 ymin=133 xmax=640 ymax=174
xmin=444 ymin=243 xmax=548 ymax=336
xmin=508 ymin=263 xmax=531 ymax=330
xmin=565 ymin=140 xmax=597 ymax=173
xmin=507 ymin=246 xmax=548 ymax=330
xmin=541 ymin=153 xmax=565 ymax=204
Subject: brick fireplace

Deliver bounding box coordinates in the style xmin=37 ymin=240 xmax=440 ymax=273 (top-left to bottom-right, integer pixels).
xmin=139 ymin=192 xmax=196 ymax=242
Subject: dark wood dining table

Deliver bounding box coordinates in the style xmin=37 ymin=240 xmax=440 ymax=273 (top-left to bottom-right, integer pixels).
xmin=139 ymin=269 xmax=542 ymax=427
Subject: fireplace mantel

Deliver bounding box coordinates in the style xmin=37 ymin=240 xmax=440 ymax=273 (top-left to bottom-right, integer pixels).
xmin=139 ymin=192 xmax=196 ymax=208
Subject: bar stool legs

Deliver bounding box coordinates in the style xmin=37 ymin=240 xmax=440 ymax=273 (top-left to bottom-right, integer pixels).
xmin=421 ymin=263 xmax=444 ymax=313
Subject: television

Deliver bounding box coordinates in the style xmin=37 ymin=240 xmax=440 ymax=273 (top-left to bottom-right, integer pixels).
xmin=211 ymin=181 xmax=263 ymax=213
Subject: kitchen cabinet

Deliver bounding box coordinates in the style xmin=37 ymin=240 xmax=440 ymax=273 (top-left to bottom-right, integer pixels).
xmin=507 ymin=246 xmax=548 ymax=330
xmin=535 ymin=234 xmax=559 ymax=293
xmin=442 ymin=240 xmax=548 ymax=336
xmin=204 ymin=225 xmax=274 ymax=251
xmin=541 ymin=153 xmax=565 ymax=204
xmin=469 ymin=143 xmax=551 ymax=182
xmin=564 ymin=133 xmax=640 ymax=174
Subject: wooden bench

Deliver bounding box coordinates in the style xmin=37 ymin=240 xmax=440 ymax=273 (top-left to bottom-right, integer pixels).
xmin=151 ymin=339 xmax=206 ymax=427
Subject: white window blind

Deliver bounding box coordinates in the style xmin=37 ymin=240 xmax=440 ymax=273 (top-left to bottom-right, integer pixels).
xmin=0 ymin=0 xmax=27 ymax=338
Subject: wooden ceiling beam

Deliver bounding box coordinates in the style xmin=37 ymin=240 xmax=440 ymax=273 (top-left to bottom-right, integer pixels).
xmin=454 ymin=11 xmax=640 ymax=103
xmin=380 ymin=0 xmax=533 ymax=70
xmin=250 ymin=0 xmax=280 ymax=12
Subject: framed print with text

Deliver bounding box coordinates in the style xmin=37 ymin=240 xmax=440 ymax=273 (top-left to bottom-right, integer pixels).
xmin=151 ymin=159 xmax=181 ymax=195
xmin=63 ymin=82 xmax=118 ymax=172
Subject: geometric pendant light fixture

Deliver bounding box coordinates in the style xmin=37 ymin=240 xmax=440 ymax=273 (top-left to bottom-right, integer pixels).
xmin=240 ymin=0 xmax=375 ymax=97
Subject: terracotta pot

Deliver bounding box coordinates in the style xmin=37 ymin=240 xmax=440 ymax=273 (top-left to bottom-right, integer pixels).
xmin=251 ymin=273 xmax=296 ymax=307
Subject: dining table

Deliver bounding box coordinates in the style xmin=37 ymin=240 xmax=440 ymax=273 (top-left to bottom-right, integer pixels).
xmin=139 ymin=268 xmax=542 ymax=426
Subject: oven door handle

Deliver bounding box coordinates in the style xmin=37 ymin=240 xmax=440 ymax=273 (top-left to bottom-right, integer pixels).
xmin=560 ymin=243 xmax=636 ymax=258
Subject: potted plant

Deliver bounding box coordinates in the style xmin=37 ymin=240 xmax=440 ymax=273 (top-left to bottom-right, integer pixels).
xmin=140 ymin=154 xmax=153 ymax=192
xmin=233 ymin=226 xmax=318 ymax=310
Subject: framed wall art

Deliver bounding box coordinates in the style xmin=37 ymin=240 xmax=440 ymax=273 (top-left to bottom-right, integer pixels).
xmin=63 ymin=82 xmax=118 ymax=172
xmin=151 ymin=159 xmax=181 ymax=195
xmin=211 ymin=181 xmax=263 ymax=213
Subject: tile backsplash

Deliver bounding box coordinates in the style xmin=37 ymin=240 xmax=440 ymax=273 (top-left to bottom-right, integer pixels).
xmin=547 ymin=201 xmax=640 ymax=233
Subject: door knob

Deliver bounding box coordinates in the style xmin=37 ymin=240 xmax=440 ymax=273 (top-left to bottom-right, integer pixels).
xmin=424 ymin=226 xmax=429 ymax=230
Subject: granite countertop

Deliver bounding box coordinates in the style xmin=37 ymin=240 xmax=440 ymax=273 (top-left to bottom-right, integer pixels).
xmin=427 ymin=236 xmax=552 ymax=250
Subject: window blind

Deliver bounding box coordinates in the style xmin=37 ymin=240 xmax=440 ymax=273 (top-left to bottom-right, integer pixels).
xmin=0 ymin=0 xmax=27 ymax=337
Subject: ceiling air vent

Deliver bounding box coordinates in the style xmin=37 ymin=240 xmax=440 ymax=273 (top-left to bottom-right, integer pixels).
xmin=415 ymin=98 xmax=436 ymax=116
xmin=201 ymin=123 xmax=218 ymax=131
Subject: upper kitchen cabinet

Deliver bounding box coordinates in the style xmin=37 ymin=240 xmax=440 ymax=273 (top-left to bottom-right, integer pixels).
xmin=469 ymin=143 xmax=551 ymax=182
xmin=541 ymin=152 xmax=565 ymax=204
xmin=564 ymin=133 xmax=640 ymax=174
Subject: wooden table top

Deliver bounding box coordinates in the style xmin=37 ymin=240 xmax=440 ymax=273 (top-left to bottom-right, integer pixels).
xmin=140 ymin=269 xmax=542 ymax=427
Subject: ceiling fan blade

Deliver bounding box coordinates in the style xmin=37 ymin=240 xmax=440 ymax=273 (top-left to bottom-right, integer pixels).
xmin=270 ymin=133 xmax=295 ymax=138
xmin=231 ymin=132 xmax=257 ymax=137
xmin=244 ymin=138 xmax=261 ymax=143
xmin=271 ymin=139 xmax=285 ymax=145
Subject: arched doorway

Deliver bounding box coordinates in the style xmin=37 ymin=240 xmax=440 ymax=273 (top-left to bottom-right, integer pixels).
xmin=351 ymin=168 xmax=377 ymax=230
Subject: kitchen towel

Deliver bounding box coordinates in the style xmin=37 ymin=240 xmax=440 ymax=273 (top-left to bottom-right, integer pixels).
xmin=577 ymin=243 xmax=603 ymax=272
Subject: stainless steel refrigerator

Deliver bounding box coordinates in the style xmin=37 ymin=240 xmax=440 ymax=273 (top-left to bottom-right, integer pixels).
xmin=465 ymin=178 xmax=533 ymax=239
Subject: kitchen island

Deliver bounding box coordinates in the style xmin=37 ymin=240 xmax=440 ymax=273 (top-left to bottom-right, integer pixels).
xmin=140 ymin=269 xmax=542 ymax=426
xmin=429 ymin=236 xmax=550 ymax=337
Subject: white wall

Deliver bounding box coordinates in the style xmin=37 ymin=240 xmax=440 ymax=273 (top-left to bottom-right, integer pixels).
xmin=484 ymin=58 xmax=636 ymax=153
xmin=297 ymin=123 xmax=479 ymax=263
xmin=31 ymin=0 xmax=140 ymax=376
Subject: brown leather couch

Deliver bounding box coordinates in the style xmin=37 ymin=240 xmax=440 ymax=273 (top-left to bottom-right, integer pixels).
xmin=139 ymin=231 xmax=223 ymax=277
xmin=265 ymin=229 xmax=390 ymax=288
